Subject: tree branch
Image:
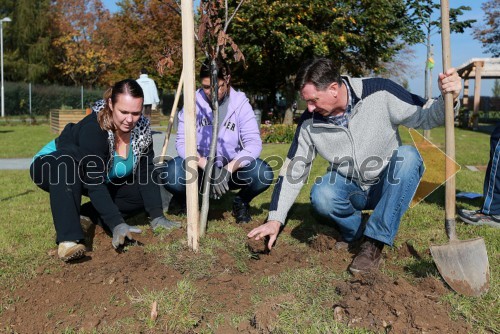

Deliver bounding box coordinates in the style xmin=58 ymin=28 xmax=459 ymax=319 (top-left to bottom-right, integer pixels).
xmin=224 ymin=0 xmax=245 ymax=32
xmin=225 ymin=0 xmax=228 ymax=27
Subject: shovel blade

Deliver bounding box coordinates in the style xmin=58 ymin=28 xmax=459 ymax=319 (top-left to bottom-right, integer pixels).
xmin=430 ymin=237 xmax=490 ymax=296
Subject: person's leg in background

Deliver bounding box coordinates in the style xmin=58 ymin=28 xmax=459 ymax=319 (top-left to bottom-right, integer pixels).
xmin=458 ymin=123 xmax=500 ymax=228
xmin=143 ymin=104 xmax=152 ymax=121
xmin=482 ymin=123 xmax=500 ymax=215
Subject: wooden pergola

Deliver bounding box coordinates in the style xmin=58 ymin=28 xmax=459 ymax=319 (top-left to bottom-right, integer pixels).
xmin=457 ymin=58 xmax=500 ymax=130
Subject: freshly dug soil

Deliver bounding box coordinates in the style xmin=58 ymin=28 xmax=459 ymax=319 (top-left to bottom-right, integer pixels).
xmin=0 ymin=220 xmax=470 ymax=333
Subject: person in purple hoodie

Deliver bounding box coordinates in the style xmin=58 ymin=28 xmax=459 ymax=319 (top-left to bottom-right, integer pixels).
xmin=162 ymin=58 xmax=274 ymax=223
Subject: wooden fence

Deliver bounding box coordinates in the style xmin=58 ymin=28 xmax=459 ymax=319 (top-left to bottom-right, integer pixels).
xmin=50 ymin=109 xmax=165 ymax=133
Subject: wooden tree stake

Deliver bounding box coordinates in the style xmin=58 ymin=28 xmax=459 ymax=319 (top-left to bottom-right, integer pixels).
xmin=181 ymin=0 xmax=199 ymax=251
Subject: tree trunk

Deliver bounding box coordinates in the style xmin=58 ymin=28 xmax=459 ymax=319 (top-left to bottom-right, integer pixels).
xmin=282 ymin=107 xmax=293 ymax=125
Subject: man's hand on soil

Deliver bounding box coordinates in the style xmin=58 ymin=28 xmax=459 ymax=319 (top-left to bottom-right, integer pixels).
xmin=247 ymin=220 xmax=281 ymax=250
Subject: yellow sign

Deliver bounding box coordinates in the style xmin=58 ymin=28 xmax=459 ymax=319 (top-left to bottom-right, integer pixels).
xmin=409 ymin=128 xmax=461 ymax=207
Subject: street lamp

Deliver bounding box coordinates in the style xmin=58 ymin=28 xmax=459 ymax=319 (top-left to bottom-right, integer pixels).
xmin=1 ymin=17 xmax=11 ymax=118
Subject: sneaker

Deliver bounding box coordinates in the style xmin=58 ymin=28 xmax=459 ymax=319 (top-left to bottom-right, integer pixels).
xmin=457 ymin=209 xmax=500 ymax=228
xmin=348 ymin=238 xmax=384 ymax=274
xmin=232 ymin=198 xmax=252 ymax=224
xmin=58 ymin=241 xmax=86 ymax=262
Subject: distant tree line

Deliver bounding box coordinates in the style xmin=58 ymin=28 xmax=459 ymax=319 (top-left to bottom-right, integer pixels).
xmin=1 ymin=0 xmax=182 ymax=90
xmin=0 ymin=0 xmax=496 ymax=102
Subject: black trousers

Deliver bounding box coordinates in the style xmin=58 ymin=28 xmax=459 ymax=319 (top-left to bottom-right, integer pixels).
xmin=30 ymin=153 xmax=152 ymax=243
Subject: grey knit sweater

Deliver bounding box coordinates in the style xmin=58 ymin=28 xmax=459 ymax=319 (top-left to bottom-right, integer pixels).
xmin=268 ymin=76 xmax=459 ymax=224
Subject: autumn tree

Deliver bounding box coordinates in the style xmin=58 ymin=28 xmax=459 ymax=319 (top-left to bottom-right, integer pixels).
xmin=96 ymin=0 xmax=182 ymax=89
xmin=229 ymin=0 xmax=415 ymax=114
xmin=52 ymin=0 xmax=110 ymax=87
xmin=474 ymin=0 xmax=499 ymax=57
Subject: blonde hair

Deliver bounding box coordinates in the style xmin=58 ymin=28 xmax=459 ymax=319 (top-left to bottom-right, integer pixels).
xmin=97 ymin=79 xmax=145 ymax=131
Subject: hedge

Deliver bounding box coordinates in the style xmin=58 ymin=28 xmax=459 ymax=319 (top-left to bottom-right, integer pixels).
xmin=3 ymin=82 xmax=104 ymax=116
xmin=260 ymin=124 xmax=296 ymax=143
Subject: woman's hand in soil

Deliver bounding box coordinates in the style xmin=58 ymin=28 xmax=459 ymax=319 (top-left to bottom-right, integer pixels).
xmin=247 ymin=220 xmax=281 ymax=250
xmin=112 ymin=223 xmax=142 ymax=249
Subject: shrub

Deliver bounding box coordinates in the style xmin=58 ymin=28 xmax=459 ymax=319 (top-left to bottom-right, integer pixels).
xmin=260 ymin=124 xmax=297 ymax=143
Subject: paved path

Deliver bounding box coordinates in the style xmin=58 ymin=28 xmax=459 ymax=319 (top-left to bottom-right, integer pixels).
xmin=0 ymin=132 xmax=177 ymax=170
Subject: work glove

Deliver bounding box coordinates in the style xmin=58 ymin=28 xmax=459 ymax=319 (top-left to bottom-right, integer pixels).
xmin=112 ymin=223 xmax=142 ymax=249
xmin=211 ymin=166 xmax=231 ymax=198
xmin=150 ymin=216 xmax=181 ymax=231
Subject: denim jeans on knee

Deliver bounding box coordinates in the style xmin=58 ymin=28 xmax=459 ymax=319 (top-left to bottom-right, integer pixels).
xmin=310 ymin=145 xmax=424 ymax=245
xmin=160 ymin=156 xmax=273 ymax=204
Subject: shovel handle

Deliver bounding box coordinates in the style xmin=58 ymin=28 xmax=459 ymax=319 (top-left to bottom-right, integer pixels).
xmin=159 ymin=72 xmax=184 ymax=164
xmin=441 ymin=0 xmax=457 ymax=241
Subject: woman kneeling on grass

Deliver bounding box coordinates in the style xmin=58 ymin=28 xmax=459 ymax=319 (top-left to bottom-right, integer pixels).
xmin=30 ymin=79 xmax=180 ymax=262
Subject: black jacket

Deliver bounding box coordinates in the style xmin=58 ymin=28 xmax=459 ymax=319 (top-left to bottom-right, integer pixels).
xmin=57 ymin=112 xmax=162 ymax=229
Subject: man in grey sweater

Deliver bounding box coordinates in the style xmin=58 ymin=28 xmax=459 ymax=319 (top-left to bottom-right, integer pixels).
xmin=248 ymin=57 xmax=462 ymax=274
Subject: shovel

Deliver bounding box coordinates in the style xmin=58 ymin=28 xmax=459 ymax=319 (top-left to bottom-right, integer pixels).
xmin=429 ymin=0 xmax=490 ymax=297
xmin=158 ymin=71 xmax=184 ymax=164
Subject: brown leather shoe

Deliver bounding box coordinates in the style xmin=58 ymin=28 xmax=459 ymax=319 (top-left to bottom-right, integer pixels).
xmin=348 ymin=238 xmax=384 ymax=274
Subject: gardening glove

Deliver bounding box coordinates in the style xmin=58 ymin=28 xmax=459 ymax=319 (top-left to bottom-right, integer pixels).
xmin=211 ymin=166 xmax=231 ymax=198
xmin=150 ymin=216 xmax=181 ymax=231
xmin=112 ymin=223 xmax=142 ymax=249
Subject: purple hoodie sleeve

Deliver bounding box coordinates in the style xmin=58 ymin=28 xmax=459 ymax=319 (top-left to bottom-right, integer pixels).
xmin=232 ymin=96 xmax=262 ymax=166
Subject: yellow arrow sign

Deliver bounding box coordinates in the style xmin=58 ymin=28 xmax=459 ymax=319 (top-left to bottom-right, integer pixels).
xmin=408 ymin=128 xmax=461 ymax=208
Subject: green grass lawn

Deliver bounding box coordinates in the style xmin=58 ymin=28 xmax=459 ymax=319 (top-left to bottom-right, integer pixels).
xmin=0 ymin=124 xmax=498 ymax=332
xmin=0 ymin=124 xmax=57 ymax=158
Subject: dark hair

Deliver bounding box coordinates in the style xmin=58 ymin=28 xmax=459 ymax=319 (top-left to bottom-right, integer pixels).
xmin=140 ymin=68 xmax=148 ymax=75
xmin=199 ymin=57 xmax=231 ymax=81
xmin=98 ymin=79 xmax=144 ymax=131
xmin=294 ymin=57 xmax=342 ymax=91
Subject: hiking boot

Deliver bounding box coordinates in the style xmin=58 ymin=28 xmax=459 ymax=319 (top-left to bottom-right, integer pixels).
xmin=457 ymin=209 xmax=500 ymax=228
xmin=348 ymin=238 xmax=384 ymax=274
xmin=58 ymin=241 xmax=86 ymax=262
xmin=232 ymin=198 xmax=251 ymax=224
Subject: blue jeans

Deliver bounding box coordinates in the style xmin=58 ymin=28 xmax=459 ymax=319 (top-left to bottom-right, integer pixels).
xmin=483 ymin=122 xmax=500 ymax=215
xmin=310 ymin=146 xmax=424 ymax=246
xmin=160 ymin=156 xmax=273 ymax=203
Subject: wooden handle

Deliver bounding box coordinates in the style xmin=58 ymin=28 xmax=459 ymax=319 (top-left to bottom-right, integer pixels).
xmin=441 ymin=0 xmax=457 ymax=240
xmin=159 ymin=71 xmax=184 ymax=164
